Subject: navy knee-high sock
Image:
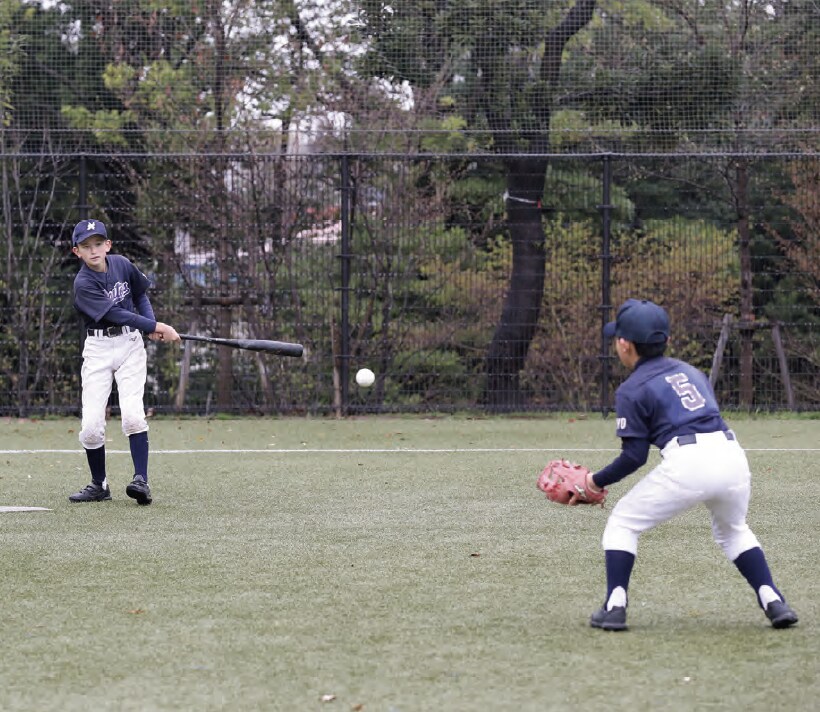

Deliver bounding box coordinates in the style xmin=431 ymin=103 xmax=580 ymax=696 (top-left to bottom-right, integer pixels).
xmin=129 ymin=431 xmax=149 ymax=482
xmin=605 ymin=549 xmax=636 ymax=607
xmin=733 ymin=547 xmax=783 ymax=608
xmin=85 ymin=446 xmax=106 ymax=485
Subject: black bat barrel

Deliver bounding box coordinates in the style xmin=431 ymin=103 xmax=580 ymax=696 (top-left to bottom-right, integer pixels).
xmin=179 ymin=334 xmax=303 ymax=357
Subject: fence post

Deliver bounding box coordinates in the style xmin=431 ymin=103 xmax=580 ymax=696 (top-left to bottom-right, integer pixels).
xmin=339 ymin=154 xmax=352 ymax=414
xmin=599 ymin=154 xmax=614 ymax=416
xmin=78 ymin=154 xmax=88 ymax=219
xmin=77 ymin=154 xmax=89 ymax=371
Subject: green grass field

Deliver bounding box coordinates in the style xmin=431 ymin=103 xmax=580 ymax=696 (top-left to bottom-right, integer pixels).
xmin=1 ymin=415 xmax=818 ymax=711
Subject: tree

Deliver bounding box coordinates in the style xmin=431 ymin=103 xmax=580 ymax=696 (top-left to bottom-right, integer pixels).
xmin=563 ymin=0 xmax=817 ymax=408
xmin=1 ymin=0 xmax=82 ymax=415
xmin=0 ymin=0 xmax=22 ymax=128
xmin=652 ymin=0 xmax=815 ymax=408
xmin=53 ymin=0 xmax=326 ymax=411
xmin=357 ymin=0 xmax=598 ymax=410
xmin=768 ymin=159 xmax=820 ymax=304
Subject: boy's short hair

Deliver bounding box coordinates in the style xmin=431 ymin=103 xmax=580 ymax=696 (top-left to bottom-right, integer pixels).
xmin=635 ymin=341 xmax=667 ymax=358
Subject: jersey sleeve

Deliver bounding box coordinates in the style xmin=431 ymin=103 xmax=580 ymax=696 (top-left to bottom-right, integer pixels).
xmin=590 ymin=390 xmax=653 ymax=488
xmin=74 ymin=278 xmax=116 ymax=323
xmin=102 ymin=303 xmax=157 ymax=332
xmin=128 ymin=260 xmax=156 ymax=326
xmin=614 ymin=391 xmax=651 ymax=440
xmin=133 ymin=291 xmax=156 ymax=321
xmin=592 ymin=438 xmax=650 ymax=488
xmin=127 ymin=259 xmax=152 ymax=297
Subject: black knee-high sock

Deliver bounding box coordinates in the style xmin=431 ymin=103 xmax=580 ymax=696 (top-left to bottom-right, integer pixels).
xmin=733 ymin=547 xmax=783 ymax=608
xmin=605 ymin=549 xmax=636 ymax=606
xmin=129 ymin=431 xmax=149 ymax=482
xmin=85 ymin=446 xmax=106 ymax=485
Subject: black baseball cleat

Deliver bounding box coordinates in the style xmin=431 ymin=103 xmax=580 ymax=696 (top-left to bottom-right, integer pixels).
xmin=765 ymin=600 xmax=798 ymax=629
xmin=69 ymin=481 xmax=112 ymax=503
xmin=125 ymin=475 xmax=152 ymax=505
xmin=590 ymin=606 xmax=628 ymax=631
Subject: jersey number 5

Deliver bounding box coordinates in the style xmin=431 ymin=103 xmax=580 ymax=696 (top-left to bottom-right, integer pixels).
xmin=665 ymin=373 xmax=707 ymax=411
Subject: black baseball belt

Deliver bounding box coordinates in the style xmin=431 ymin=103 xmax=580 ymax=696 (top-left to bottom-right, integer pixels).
xmin=676 ymin=431 xmax=735 ymax=446
xmin=86 ymin=326 xmax=135 ymax=338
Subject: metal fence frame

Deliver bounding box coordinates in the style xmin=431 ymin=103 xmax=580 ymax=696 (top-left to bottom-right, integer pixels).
xmin=1 ymin=150 xmax=817 ymax=416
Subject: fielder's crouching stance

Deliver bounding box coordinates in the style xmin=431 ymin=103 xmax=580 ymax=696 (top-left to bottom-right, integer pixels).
xmin=586 ymin=299 xmax=798 ymax=631
xmin=69 ymin=218 xmax=180 ymax=505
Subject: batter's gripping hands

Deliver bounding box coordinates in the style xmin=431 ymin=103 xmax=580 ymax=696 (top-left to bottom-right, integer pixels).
xmin=537 ymin=459 xmax=607 ymax=506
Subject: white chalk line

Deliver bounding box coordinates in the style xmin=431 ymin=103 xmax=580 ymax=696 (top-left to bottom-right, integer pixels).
xmin=1 ymin=447 xmax=818 ymax=454
xmin=0 ymin=506 xmax=52 ymax=513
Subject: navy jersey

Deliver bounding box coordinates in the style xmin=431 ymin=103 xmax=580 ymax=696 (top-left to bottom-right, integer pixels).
xmin=614 ymin=356 xmax=728 ymax=449
xmin=74 ymin=254 xmax=157 ymax=332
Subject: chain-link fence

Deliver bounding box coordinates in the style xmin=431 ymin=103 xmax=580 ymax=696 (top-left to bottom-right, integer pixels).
xmin=1 ymin=152 xmax=817 ymax=416
xmin=1 ymin=1 xmax=818 ymax=415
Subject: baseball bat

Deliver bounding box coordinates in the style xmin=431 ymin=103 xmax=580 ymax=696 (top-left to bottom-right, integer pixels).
xmin=178 ymin=333 xmax=303 ymax=357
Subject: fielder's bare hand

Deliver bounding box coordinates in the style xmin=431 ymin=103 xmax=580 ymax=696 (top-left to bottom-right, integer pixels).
xmin=150 ymin=322 xmax=181 ymax=342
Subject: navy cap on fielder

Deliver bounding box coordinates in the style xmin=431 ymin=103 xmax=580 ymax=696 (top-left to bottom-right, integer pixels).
xmin=72 ymin=219 xmax=108 ymax=246
xmin=603 ymin=299 xmax=669 ymax=344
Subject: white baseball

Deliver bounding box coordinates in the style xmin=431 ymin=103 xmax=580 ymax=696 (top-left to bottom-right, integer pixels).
xmin=355 ymin=368 xmax=375 ymax=387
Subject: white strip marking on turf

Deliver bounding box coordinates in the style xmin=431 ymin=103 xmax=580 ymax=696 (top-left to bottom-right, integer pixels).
xmin=1 ymin=447 xmax=619 ymax=453
xmin=0 ymin=506 xmax=53 ymax=513
xmin=1 ymin=448 xmax=818 ymax=454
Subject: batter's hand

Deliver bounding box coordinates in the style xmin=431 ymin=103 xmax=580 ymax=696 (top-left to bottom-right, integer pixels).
xmin=150 ymin=322 xmax=181 ymax=342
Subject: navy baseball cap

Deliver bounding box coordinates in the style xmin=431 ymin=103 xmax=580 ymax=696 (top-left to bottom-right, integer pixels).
xmin=72 ymin=219 xmax=108 ymax=246
xmin=603 ymin=299 xmax=670 ymax=344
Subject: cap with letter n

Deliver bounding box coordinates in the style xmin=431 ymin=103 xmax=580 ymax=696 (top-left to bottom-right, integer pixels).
xmin=72 ymin=219 xmax=108 ymax=246
xmin=603 ymin=298 xmax=670 ymax=344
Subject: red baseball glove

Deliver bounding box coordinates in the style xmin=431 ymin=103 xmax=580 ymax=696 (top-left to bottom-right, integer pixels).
xmin=536 ymin=459 xmax=607 ymax=506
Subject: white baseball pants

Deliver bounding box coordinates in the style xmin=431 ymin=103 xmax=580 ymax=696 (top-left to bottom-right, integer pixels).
xmin=79 ymin=331 xmax=149 ymax=449
xmin=602 ymin=431 xmax=761 ymax=562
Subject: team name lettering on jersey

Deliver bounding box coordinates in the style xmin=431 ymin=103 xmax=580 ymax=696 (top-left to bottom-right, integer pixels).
xmin=665 ymin=372 xmax=707 ymax=411
xmin=107 ymin=281 xmax=132 ymax=304
xmin=616 ymin=417 xmax=627 ymax=430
